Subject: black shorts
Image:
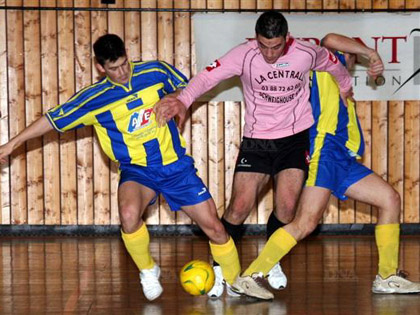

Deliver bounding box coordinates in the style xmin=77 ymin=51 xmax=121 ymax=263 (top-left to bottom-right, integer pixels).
xmin=234 ymin=129 xmax=310 ymax=176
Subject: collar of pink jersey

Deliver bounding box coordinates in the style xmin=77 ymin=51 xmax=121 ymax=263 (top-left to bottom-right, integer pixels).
xmin=282 ymin=37 xmax=294 ymax=56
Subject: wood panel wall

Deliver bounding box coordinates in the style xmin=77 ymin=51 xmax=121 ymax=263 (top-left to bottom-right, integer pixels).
xmin=0 ymin=0 xmax=418 ymax=226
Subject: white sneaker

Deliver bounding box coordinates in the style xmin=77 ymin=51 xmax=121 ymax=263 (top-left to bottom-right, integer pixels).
xmin=226 ymin=282 xmax=241 ymax=297
xmin=372 ymin=271 xmax=420 ymax=294
xmin=139 ymin=264 xmax=163 ymax=300
xmin=233 ymin=272 xmax=274 ymax=300
xmin=207 ymin=265 xmax=241 ymax=298
xmin=207 ymin=266 xmax=224 ymax=298
xmin=267 ymin=263 xmax=287 ymax=290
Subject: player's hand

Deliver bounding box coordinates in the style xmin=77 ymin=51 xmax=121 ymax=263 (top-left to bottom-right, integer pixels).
xmin=366 ymin=50 xmax=384 ymax=79
xmin=154 ymin=95 xmax=187 ymax=128
xmin=0 ymin=142 xmax=14 ymax=164
xmin=340 ymin=87 xmax=355 ymax=107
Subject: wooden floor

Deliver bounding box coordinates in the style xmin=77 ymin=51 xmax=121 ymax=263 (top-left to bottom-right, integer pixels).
xmin=1 ymin=235 xmax=420 ymax=314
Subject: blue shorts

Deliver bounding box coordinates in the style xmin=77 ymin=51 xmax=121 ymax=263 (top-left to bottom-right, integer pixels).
xmin=306 ymin=133 xmax=372 ymax=200
xmin=119 ymin=155 xmax=212 ymax=211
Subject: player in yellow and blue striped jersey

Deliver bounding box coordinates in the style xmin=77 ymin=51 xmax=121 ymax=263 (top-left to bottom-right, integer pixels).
xmin=307 ymin=51 xmax=368 ymax=196
xmin=234 ymin=34 xmax=420 ymax=296
xmin=47 ymin=58 xmax=189 ymax=167
xmin=0 ymin=34 xmax=241 ymax=301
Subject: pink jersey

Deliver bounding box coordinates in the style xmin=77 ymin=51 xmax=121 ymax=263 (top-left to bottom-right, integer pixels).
xmin=177 ymin=37 xmax=352 ymax=139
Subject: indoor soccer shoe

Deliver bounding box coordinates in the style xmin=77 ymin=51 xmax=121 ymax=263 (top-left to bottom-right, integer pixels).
xmin=372 ymin=271 xmax=420 ymax=294
xmin=140 ymin=264 xmax=163 ymax=300
xmin=208 ymin=266 xmax=224 ymax=298
xmin=207 ymin=265 xmax=241 ymax=298
xmin=232 ymin=272 xmax=274 ymax=300
xmin=226 ymin=283 xmax=241 ymax=297
xmin=267 ymin=263 xmax=287 ymax=290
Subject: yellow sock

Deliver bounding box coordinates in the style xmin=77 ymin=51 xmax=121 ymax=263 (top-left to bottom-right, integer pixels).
xmin=375 ymin=223 xmax=400 ymax=278
xmin=243 ymin=228 xmax=297 ymax=276
xmin=121 ymin=223 xmax=155 ymax=271
xmin=209 ymin=237 xmax=241 ymax=285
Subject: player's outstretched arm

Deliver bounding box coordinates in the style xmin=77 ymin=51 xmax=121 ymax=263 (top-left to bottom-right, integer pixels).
xmin=0 ymin=116 xmax=53 ymax=164
xmin=154 ymin=92 xmax=187 ymax=128
xmin=321 ymin=33 xmax=384 ymax=78
xmin=365 ymin=51 xmax=384 ymax=79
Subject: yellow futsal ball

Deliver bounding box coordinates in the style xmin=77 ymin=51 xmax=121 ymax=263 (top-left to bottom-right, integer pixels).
xmin=180 ymin=260 xmax=215 ymax=296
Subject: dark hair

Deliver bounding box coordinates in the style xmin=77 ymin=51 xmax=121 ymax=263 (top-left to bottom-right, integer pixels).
xmin=255 ymin=11 xmax=288 ymax=39
xmin=93 ymin=34 xmax=126 ymax=66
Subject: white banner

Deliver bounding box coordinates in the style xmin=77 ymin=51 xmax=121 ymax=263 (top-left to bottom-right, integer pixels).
xmin=192 ymin=12 xmax=420 ymax=101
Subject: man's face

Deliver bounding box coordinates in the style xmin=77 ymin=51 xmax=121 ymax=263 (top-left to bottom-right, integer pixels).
xmin=256 ymin=33 xmax=290 ymax=64
xmin=98 ymin=56 xmax=131 ymax=85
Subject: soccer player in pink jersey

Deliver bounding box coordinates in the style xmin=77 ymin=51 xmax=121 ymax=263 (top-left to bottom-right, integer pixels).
xmin=155 ymin=11 xmax=354 ymax=299
xmin=234 ymin=34 xmax=420 ymax=299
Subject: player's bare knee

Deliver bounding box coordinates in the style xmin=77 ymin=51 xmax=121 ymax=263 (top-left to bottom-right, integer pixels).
xmin=390 ymin=189 xmax=401 ymax=210
xmin=225 ymin=211 xmax=248 ymax=225
xmin=213 ymin=220 xmax=227 ymax=235
xmin=206 ymin=221 xmax=229 ymax=244
xmin=231 ymin=196 xmax=253 ymax=212
xmin=278 ymin=209 xmax=295 ymax=224
xmin=385 ymin=188 xmax=401 ymax=215
xmin=119 ymin=204 xmax=140 ymax=232
xmin=225 ymin=199 xmax=252 ymax=224
xmin=275 ymin=203 xmax=298 ymax=224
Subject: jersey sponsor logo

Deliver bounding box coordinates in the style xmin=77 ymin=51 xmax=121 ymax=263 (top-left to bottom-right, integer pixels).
xmin=328 ymin=51 xmax=338 ymax=64
xmin=259 ymin=90 xmax=300 ymax=104
xmin=128 ymin=108 xmax=153 ymax=133
xmin=255 ymin=70 xmax=304 ymax=84
xmin=206 ymin=60 xmax=221 ymax=72
xmin=274 ymin=62 xmax=289 ymax=68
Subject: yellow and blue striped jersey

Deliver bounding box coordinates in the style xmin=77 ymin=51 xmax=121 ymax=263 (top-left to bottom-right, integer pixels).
xmin=309 ymin=53 xmax=364 ymax=157
xmin=46 ymin=60 xmax=188 ymax=166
